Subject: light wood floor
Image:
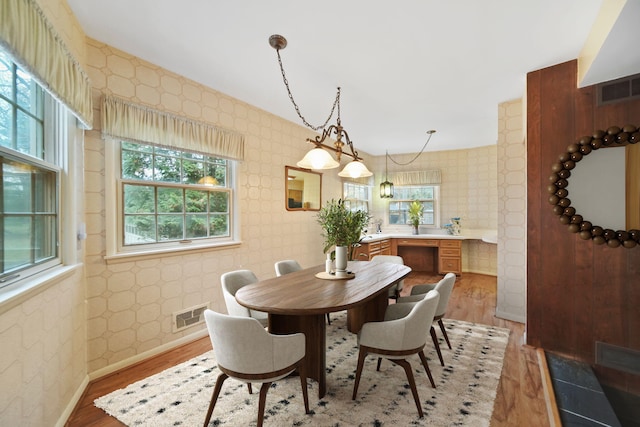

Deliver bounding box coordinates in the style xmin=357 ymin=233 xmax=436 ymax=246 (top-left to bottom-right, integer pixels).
xmin=66 ymin=272 xmax=549 ymax=426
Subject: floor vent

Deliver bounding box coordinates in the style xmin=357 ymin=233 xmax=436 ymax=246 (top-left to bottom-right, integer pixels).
xmin=597 ymin=73 xmax=640 ymax=105
xmin=173 ymin=303 xmax=209 ymax=333
xmin=596 ymin=341 xmax=640 ymax=376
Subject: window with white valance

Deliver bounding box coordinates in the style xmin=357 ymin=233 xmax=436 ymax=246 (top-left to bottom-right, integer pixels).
xmin=101 ymin=97 xmax=246 ymax=259
xmin=0 ymin=0 xmax=93 ymax=128
xmin=388 ymin=170 xmax=441 ymax=227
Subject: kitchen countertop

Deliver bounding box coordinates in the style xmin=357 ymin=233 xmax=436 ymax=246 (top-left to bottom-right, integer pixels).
xmin=360 ymin=229 xmax=498 ymax=244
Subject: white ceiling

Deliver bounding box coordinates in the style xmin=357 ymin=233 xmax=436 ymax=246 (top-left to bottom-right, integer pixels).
xmin=67 ymin=0 xmax=638 ymax=155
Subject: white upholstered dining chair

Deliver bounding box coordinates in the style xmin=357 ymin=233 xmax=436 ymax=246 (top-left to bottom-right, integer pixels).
xmin=397 ymin=272 xmax=456 ymax=366
xmin=220 ymin=269 xmax=268 ymax=328
xmin=370 ymin=254 xmax=406 ymax=299
xmin=274 ymin=259 xmax=302 ymax=276
xmin=202 ymin=309 xmax=310 ymax=427
xmin=352 ymin=290 xmax=440 ymax=417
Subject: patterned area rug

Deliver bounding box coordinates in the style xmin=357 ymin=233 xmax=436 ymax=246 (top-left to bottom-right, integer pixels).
xmin=95 ymin=313 xmax=509 ymax=426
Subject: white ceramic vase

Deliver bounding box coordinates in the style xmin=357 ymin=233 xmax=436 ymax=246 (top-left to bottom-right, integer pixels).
xmin=334 ymin=245 xmax=348 ymax=274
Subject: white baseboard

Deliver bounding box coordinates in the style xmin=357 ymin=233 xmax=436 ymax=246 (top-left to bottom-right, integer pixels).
xmin=88 ymin=328 xmax=209 ymax=381
xmin=56 ymin=375 xmax=90 ymax=427
xmin=463 ymin=269 xmax=497 ymax=277
xmin=56 ymin=328 xmax=209 ymax=425
xmin=495 ymin=308 xmax=525 ymax=324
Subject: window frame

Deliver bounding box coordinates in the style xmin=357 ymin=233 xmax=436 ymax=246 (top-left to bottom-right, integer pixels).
xmin=0 ymin=52 xmax=65 ymax=291
xmin=105 ymin=140 xmax=240 ymax=261
xmin=342 ymin=181 xmax=371 ymax=213
xmin=388 ymin=185 xmax=441 ymax=228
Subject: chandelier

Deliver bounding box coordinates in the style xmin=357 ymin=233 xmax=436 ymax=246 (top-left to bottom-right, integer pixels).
xmin=269 ymin=34 xmax=372 ymax=178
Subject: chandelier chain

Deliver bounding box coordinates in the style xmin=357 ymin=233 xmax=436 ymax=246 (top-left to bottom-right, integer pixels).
xmin=276 ymin=49 xmax=340 ymax=132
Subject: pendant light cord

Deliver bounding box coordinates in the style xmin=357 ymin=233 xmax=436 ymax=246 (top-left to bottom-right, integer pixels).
xmin=386 ymin=130 xmax=436 ymax=166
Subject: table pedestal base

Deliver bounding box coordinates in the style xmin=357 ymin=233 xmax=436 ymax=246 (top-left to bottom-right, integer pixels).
xmin=269 ymin=313 xmax=326 ymax=398
xmin=268 ymin=292 xmax=390 ymax=399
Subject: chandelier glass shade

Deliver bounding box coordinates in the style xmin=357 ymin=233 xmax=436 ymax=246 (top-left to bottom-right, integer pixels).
xmin=197 ymin=176 xmax=218 ymax=186
xmin=297 ymin=147 xmax=340 ymax=169
xmin=338 ymin=160 xmax=373 ymax=178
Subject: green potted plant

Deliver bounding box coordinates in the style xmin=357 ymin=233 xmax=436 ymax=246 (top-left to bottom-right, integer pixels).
xmin=408 ymin=200 xmax=424 ymax=235
xmin=317 ymin=199 xmax=370 ymax=273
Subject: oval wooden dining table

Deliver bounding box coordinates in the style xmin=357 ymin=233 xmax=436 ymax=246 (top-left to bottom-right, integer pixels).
xmin=235 ymin=260 xmax=411 ymax=398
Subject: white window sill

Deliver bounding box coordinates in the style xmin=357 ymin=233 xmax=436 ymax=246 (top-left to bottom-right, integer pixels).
xmin=0 ymin=264 xmax=81 ymax=315
xmin=104 ymin=240 xmax=242 ymax=264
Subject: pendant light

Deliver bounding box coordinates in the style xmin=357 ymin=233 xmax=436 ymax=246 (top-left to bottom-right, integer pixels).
xmin=380 ymin=151 xmax=394 ymax=198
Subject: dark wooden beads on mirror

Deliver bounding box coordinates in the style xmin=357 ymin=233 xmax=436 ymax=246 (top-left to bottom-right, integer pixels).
xmin=548 ymin=125 xmax=640 ymax=248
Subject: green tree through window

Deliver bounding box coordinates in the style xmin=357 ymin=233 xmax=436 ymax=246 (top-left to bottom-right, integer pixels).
xmin=0 ymin=48 xmax=60 ymax=288
xmin=389 ymin=185 xmax=439 ymax=226
xmin=121 ymin=142 xmax=231 ymax=245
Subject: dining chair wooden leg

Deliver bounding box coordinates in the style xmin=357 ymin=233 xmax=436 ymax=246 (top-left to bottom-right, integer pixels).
xmin=326 ymin=313 xmax=331 ymax=324
xmin=247 ymin=383 xmax=253 ymax=394
xmin=430 ymin=326 xmax=444 ymax=366
xmin=418 ymin=350 xmax=436 ymax=388
xmin=438 ymin=318 xmax=452 ymax=349
xmin=376 ymin=357 xmax=383 ymax=371
xmin=391 ymin=359 xmax=423 ymax=418
xmin=257 ymin=382 xmax=273 ymax=427
xmin=203 ymin=372 xmax=228 ymax=427
xmin=352 ymin=349 xmax=368 ymax=400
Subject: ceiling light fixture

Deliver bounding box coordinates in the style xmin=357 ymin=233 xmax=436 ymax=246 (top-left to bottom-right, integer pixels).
xmin=380 ymin=130 xmax=437 ymax=198
xmin=269 ymin=34 xmax=372 ymax=178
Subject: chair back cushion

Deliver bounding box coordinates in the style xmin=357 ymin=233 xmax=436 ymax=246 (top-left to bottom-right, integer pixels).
xmin=400 ymin=290 xmax=440 ymax=349
xmin=359 ymin=290 xmax=439 ymax=352
xmin=434 ymin=272 xmax=456 ymax=317
xmin=204 ymin=309 xmax=305 ymax=376
xmin=275 ymin=260 xmax=302 ymax=276
xmin=220 ymin=270 xmax=258 ymax=317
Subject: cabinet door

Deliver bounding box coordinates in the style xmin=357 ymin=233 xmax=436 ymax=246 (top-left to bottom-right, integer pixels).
xmin=439 ymin=257 xmax=461 ymax=275
xmin=354 ymin=241 xmax=382 ymax=260
xmin=352 ymin=244 xmax=369 ymax=260
xmin=368 ymin=241 xmax=381 ymax=258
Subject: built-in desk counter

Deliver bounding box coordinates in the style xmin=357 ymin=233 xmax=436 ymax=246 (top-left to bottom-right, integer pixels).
xmin=354 ymin=231 xmax=496 ymax=276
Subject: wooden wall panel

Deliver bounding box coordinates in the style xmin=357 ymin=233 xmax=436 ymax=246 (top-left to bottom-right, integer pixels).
xmin=525 ymin=70 xmax=543 ymax=348
xmin=527 ymin=60 xmax=640 ymax=392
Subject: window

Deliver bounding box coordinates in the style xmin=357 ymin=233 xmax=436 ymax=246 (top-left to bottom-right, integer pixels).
xmin=119 ymin=141 xmax=233 ymax=247
xmin=0 ymin=49 xmax=61 ymax=289
xmin=389 ymin=185 xmax=440 ymax=226
xmin=343 ymin=182 xmax=370 ymax=212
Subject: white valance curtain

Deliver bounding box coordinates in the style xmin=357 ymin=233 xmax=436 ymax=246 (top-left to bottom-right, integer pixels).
xmin=0 ymin=0 xmax=93 ymax=128
xmin=102 ymin=95 xmax=245 ymax=161
xmin=390 ymin=170 xmax=441 ymax=185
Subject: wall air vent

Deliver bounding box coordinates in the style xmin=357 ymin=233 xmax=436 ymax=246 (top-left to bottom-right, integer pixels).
xmin=597 ymin=73 xmax=640 ymax=105
xmin=172 ymin=302 xmax=209 ymax=333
